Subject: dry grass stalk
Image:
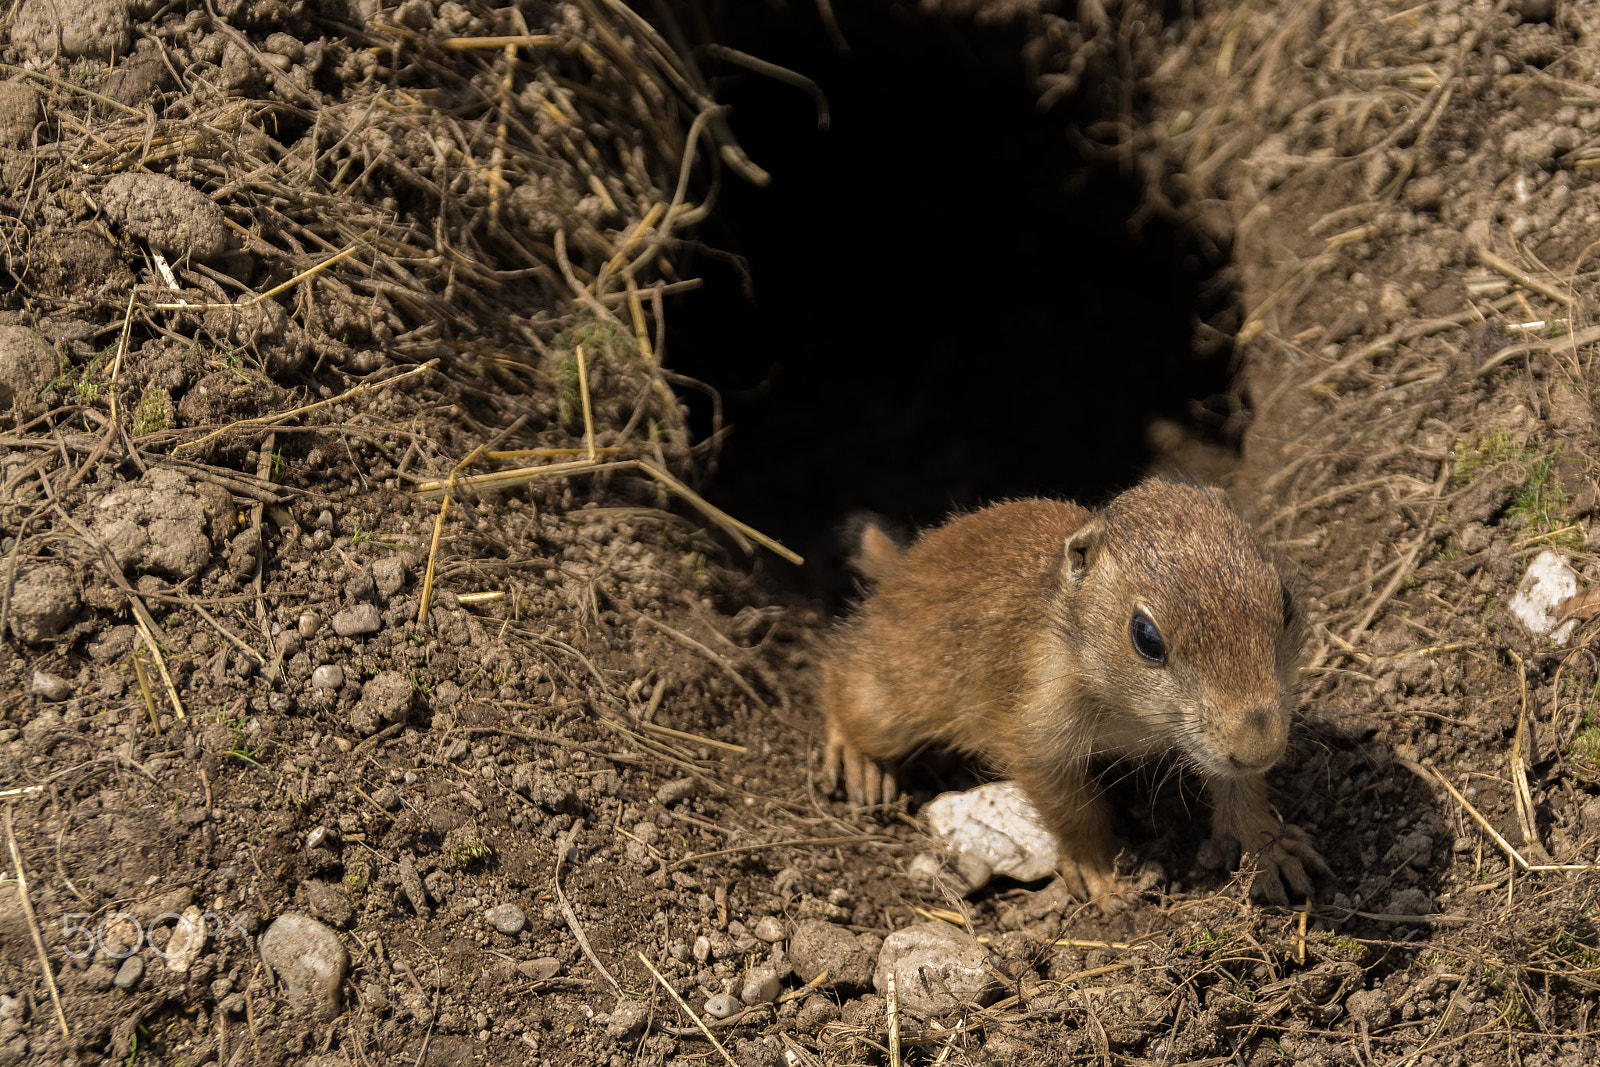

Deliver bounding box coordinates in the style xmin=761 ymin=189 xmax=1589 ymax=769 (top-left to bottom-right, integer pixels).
xmin=177 ymin=359 xmax=438 ymax=455
xmin=637 ymin=951 xmax=739 ymax=1067
xmin=886 ymin=968 xmax=901 ymax=1067
xmin=554 ymin=822 xmax=619 ymax=993
xmin=4 ymin=807 xmax=69 ymax=1037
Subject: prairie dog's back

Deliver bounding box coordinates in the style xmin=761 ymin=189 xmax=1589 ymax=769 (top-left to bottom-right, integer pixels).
xmin=823 ymin=500 xmax=1094 ymax=756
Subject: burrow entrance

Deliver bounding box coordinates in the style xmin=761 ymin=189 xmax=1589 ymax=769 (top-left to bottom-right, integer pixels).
xmin=666 ymin=4 xmax=1242 ymax=583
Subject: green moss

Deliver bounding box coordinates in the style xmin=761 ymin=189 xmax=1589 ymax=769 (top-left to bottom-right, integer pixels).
xmin=445 ymin=825 xmax=493 ymax=869
xmin=131 ymin=387 xmax=170 ymax=436
xmin=1572 ymin=719 xmax=1600 ymax=763
xmin=1506 ymin=451 xmax=1579 ymax=545
xmin=1451 ymin=430 xmax=1522 ymax=483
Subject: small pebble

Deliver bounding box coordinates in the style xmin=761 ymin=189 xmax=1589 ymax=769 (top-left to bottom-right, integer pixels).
xmin=162 ymin=907 xmax=207 ymax=974
xmin=604 ymin=998 xmax=649 ymax=1040
xmin=331 ymin=603 xmax=381 ymax=637
xmin=113 ymin=955 xmax=144 ymax=991
xmin=692 ymin=935 xmax=712 ymax=964
xmin=740 ymin=965 xmax=780 ymax=1006
xmin=485 ymin=904 xmax=526 ymax=936
xmin=752 ymin=916 xmax=786 ymax=943
xmin=30 ymin=670 xmax=71 ymax=702
xmin=311 ymin=664 xmax=344 ymax=690
xmin=305 ymin=826 xmax=338 ymax=850
xmin=703 ymin=993 xmax=740 ymax=1019
xmin=298 ymin=611 xmax=323 ymax=638
xmin=655 ymin=778 xmax=697 ymax=806
xmin=518 ymin=958 xmax=561 ymax=981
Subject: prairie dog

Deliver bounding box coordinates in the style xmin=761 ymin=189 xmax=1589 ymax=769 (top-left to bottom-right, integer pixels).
xmin=818 ymin=479 xmax=1324 ymax=907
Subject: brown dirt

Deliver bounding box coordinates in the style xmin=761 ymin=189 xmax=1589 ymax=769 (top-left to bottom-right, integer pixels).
xmin=4 ymin=1 xmax=1600 ymax=1065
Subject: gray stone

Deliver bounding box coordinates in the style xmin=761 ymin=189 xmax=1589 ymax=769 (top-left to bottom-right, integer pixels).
xmin=787 ymin=920 xmax=873 ymax=992
xmin=923 ymin=781 xmax=1059 ymax=885
xmin=603 ymin=998 xmax=648 ymax=1041
xmin=655 ymin=778 xmax=697 ymax=806
xmin=332 ymin=604 xmax=382 ymax=637
xmin=519 ymin=957 xmax=561 ymax=981
xmin=8 ymin=565 xmax=79 ymax=645
xmin=161 ymin=906 xmax=207 ymax=973
xmin=101 ymin=172 xmax=228 ymax=260
xmin=873 ymin=922 xmax=999 ymax=1013
xmin=30 ymin=670 xmax=71 ymax=702
xmin=298 ymin=611 xmax=323 ymax=638
xmin=311 ymin=664 xmax=345 ymax=690
xmin=259 ymin=913 xmax=348 ymax=1019
xmin=113 ymin=954 xmax=144 ymax=990
xmin=371 ymin=556 xmax=407 ymax=597
xmin=702 ymin=993 xmax=740 ymax=1019
xmin=752 ymin=916 xmax=787 ymax=943
xmin=485 ymin=904 xmax=525 ymax=936
xmin=0 ymin=325 xmax=59 ymax=423
xmin=87 ymin=625 xmax=137 ymax=663
xmin=740 ymin=964 xmax=780 ymax=1005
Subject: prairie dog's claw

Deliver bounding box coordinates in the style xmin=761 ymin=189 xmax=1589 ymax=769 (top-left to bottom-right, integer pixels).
xmin=823 ymin=733 xmax=895 ymax=808
xmin=1242 ymin=823 xmax=1325 ymax=905
xmin=1059 ymin=857 xmax=1132 ymax=916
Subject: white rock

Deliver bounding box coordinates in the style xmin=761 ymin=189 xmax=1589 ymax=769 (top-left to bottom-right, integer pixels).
xmin=923 ymin=781 xmax=1059 ymax=883
xmin=1510 ymin=549 xmax=1579 ymax=643
xmin=161 ymin=906 xmax=207 ymax=973
xmin=873 ymin=922 xmax=999 ymax=1013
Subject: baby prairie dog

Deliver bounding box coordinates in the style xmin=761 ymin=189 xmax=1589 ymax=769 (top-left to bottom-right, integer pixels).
xmin=819 ymin=478 xmax=1325 ymax=907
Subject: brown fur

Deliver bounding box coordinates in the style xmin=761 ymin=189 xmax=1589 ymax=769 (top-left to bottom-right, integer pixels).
xmin=818 ymin=478 xmax=1324 ymax=908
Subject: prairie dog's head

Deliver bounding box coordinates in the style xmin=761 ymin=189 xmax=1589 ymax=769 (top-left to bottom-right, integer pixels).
xmin=1055 ymin=479 xmax=1301 ymax=777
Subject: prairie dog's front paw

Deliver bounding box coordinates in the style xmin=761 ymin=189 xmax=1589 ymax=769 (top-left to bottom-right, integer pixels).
xmin=821 ymin=732 xmax=896 ymax=808
xmin=1205 ymin=823 xmax=1327 ymax=905
xmin=1249 ymin=823 xmax=1327 ymax=904
xmin=1059 ymin=855 xmax=1132 ymax=916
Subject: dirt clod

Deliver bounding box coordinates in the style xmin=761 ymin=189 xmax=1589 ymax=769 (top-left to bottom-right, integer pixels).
xmin=11 ymin=0 xmax=131 ymax=60
xmin=101 ymin=172 xmax=230 ymax=261
xmin=0 ymin=324 xmax=59 ymax=421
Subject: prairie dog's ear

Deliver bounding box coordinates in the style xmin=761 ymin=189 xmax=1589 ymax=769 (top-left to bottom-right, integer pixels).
xmin=842 ymin=513 xmax=906 ymax=584
xmin=1063 ymin=518 xmax=1103 ymax=584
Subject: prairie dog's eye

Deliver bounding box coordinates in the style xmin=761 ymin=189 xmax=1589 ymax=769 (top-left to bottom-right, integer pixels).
xmin=1129 ymin=612 xmax=1167 ymax=665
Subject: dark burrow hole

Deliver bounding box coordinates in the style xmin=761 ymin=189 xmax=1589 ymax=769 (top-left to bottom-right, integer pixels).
xmin=666 ymin=4 xmax=1242 ymax=595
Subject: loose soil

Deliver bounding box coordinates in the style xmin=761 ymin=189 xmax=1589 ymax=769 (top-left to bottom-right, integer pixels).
xmin=4 ymin=2 xmax=1600 ymax=1066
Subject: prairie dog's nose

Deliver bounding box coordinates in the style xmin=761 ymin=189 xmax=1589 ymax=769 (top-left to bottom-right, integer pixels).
xmin=1224 ymin=704 xmax=1288 ymax=770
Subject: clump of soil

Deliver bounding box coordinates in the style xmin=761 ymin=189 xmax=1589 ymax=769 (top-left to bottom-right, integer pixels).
xmin=4 ymin=1 xmax=1600 ymax=1066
